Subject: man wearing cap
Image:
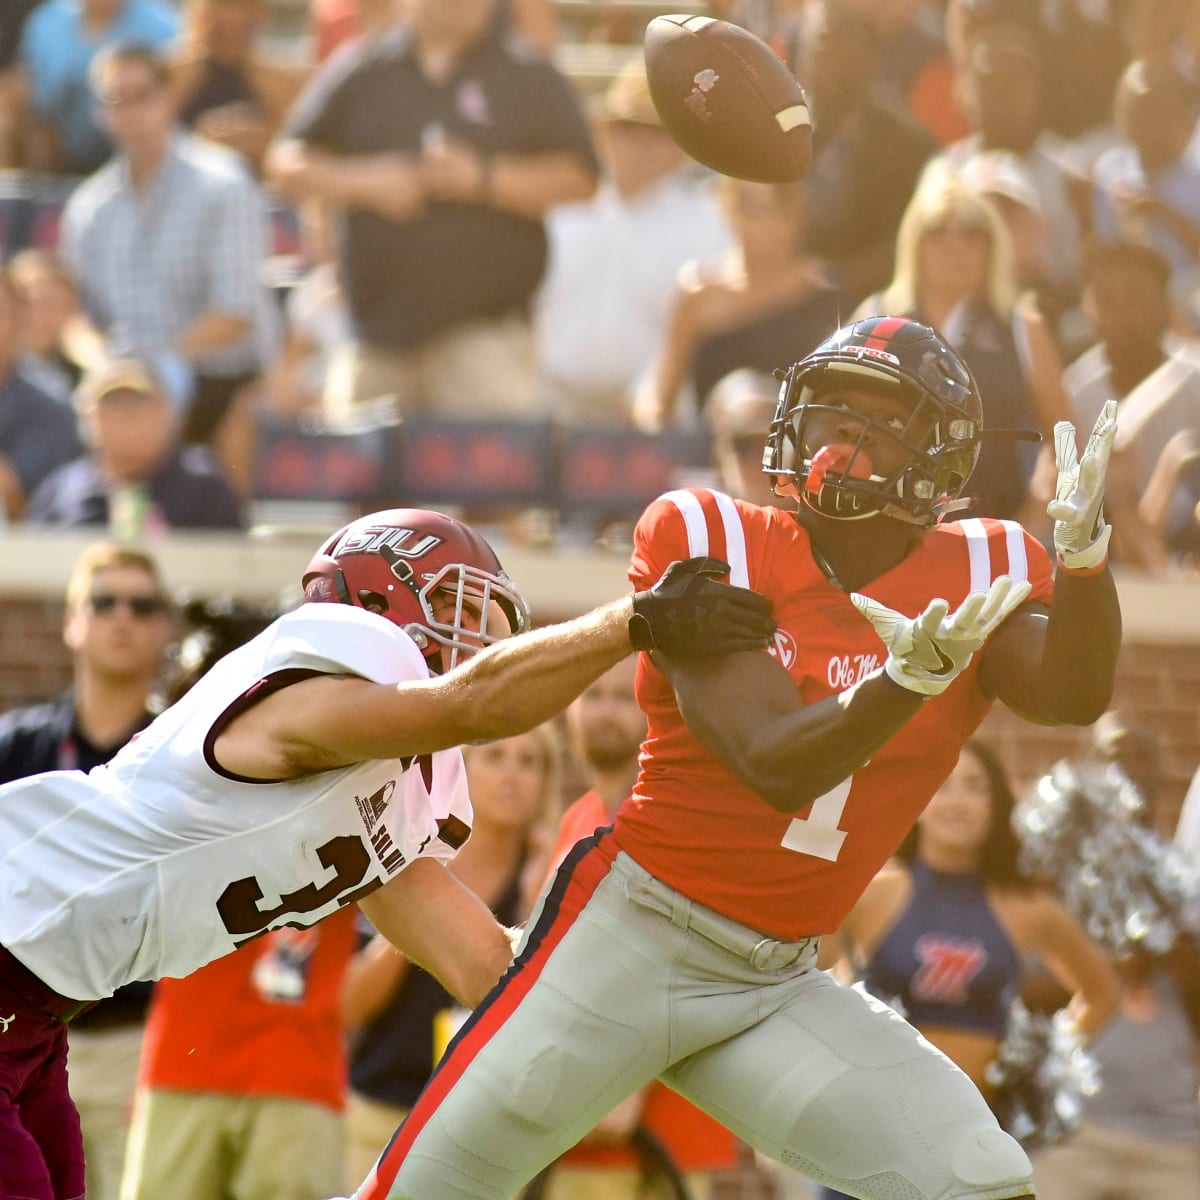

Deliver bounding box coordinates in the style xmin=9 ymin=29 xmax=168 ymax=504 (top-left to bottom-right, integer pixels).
xmin=925 ymin=21 xmax=1082 ymax=294
xmin=534 ymin=61 xmax=732 ymax=426
xmin=23 ymin=357 xmax=245 ymax=532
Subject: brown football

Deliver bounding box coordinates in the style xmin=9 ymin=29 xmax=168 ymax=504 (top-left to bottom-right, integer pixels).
xmin=643 ymin=15 xmax=812 ymax=184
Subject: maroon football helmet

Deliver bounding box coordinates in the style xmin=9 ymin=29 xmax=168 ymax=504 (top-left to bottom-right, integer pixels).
xmin=301 ymin=509 xmax=530 ymax=671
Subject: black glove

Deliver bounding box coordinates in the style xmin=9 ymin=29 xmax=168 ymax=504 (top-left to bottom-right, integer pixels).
xmin=629 ymin=557 xmax=776 ymax=658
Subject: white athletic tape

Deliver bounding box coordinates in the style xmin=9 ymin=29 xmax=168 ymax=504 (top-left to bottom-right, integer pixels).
xmin=776 ymin=104 xmax=811 ymax=132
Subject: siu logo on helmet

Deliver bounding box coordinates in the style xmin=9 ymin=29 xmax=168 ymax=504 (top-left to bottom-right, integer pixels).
xmin=333 ymin=527 xmax=444 ymax=559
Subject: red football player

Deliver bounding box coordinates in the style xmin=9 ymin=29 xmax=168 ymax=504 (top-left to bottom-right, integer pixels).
xmin=354 ymin=317 xmax=1121 ymax=1200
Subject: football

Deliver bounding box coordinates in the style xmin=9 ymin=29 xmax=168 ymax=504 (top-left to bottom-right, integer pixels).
xmin=643 ymin=15 xmax=812 ymax=184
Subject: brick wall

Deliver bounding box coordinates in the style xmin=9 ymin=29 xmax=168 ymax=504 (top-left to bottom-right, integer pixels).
xmin=0 ymin=597 xmax=71 ymax=714
xmin=979 ymin=639 xmax=1200 ymax=836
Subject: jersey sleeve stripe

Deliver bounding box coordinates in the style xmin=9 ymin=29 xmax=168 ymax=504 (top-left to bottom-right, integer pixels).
xmin=1000 ymin=520 xmax=1030 ymax=584
xmin=710 ymin=490 xmax=751 ymax=589
xmin=958 ymin=518 xmax=992 ymax=592
xmin=660 ymin=489 xmax=712 ymax=558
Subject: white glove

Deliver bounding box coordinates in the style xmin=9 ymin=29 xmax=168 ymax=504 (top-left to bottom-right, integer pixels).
xmin=850 ymin=575 xmax=1033 ymax=697
xmin=1047 ymin=400 xmax=1116 ymax=572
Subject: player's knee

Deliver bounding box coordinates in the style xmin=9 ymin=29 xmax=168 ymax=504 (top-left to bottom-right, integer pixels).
xmin=950 ymin=1126 xmax=1033 ymax=1195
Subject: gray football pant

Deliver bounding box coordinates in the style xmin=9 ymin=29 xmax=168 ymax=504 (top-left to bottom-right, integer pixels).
xmin=356 ymin=841 xmax=1034 ymax=1200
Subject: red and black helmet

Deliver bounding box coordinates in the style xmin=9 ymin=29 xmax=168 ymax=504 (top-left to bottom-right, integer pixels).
xmin=301 ymin=509 xmax=530 ymax=670
xmin=763 ymin=316 xmax=983 ymax=525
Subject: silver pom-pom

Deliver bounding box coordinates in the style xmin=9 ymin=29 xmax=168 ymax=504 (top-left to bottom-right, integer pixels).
xmin=986 ymin=1002 xmax=1099 ymax=1147
xmin=1014 ymin=761 xmax=1200 ymax=957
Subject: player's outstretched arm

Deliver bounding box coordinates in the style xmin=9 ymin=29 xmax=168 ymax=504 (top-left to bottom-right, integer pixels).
xmin=358 ymin=858 xmax=514 ymax=1010
xmin=978 ymin=402 xmax=1122 ymax=725
xmin=660 ymin=578 xmax=1029 ymax=811
xmin=212 ymin=559 xmax=775 ymax=776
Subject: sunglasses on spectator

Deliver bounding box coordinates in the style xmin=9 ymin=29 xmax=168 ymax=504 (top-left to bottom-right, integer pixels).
xmin=87 ymin=593 xmax=168 ymax=618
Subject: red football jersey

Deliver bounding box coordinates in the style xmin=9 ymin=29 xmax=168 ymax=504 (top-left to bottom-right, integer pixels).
xmin=614 ymin=488 xmax=1054 ymax=938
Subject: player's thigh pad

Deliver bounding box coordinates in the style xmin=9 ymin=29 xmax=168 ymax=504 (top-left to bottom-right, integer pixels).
xmin=664 ymin=973 xmax=1033 ymax=1200
xmin=371 ymin=860 xmax=682 ymax=1199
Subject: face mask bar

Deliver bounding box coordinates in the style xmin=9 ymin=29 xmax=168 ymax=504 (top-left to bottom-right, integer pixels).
xmin=408 ymin=562 xmax=531 ymax=672
xmin=764 ymin=369 xmax=979 ymax=524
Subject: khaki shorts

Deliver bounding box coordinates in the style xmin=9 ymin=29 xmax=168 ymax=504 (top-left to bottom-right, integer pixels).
xmin=68 ymin=1022 xmax=144 ymax=1200
xmin=355 ymin=843 xmax=1034 ymax=1200
xmin=324 ymin=313 xmax=537 ymax=423
xmin=121 ymin=1089 xmax=344 ymax=1200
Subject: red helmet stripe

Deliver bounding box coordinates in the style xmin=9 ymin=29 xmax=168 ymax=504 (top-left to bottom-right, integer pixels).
xmin=862 ymin=315 xmax=910 ymax=350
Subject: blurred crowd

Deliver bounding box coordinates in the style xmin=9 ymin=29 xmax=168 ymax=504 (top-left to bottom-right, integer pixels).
xmin=1 ymin=1 xmax=1200 ymax=1198
xmin=0 ymin=0 xmax=1198 ymax=568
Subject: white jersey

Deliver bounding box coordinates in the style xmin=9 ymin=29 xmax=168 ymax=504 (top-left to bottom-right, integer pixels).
xmin=0 ymin=604 xmax=472 ymax=1001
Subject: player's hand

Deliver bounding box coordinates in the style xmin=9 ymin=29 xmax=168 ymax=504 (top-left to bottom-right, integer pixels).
xmin=850 ymin=575 xmax=1032 ymax=697
xmin=1047 ymin=400 xmax=1116 ymax=573
xmin=629 ymin=557 xmax=776 ymax=658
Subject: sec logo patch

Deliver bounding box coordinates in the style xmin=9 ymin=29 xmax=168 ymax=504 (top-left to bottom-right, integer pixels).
xmin=767 ymin=629 xmax=797 ymax=669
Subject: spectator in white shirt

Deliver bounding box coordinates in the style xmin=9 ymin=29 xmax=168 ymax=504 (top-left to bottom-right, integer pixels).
xmin=534 ymin=62 xmax=731 ymax=426
xmin=1064 ymin=239 xmax=1200 ymax=572
xmin=60 ymin=41 xmax=277 ymax=489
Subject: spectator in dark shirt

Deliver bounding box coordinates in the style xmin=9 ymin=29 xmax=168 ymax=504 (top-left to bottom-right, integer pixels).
xmin=0 ymin=541 xmax=173 ymax=1200
xmin=931 ymin=22 xmax=1084 ymax=299
xmin=170 ymin=0 xmax=310 ymax=175
xmin=797 ymin=0 xmax=937 ymax=307
xmin=0 ymin=0 xmax=40 ymax=72
xmin=8 ymin=249 xmax=85 ymax=405
xmin=635 ymin=176 xmax=840 ymax=432
xmin=0 ymin=0 xmax=40 ymax=166
xmin=25 ymin=357 xmax=246 ymax=532
xmin=0 ymin=269 xmax=83 ymax=522
xmin=267 ymin=0 xmax=599 ymax=423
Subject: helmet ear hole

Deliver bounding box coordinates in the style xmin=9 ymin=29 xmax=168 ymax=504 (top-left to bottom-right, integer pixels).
xmin=356 ymin=589 xmax=389 ymax=614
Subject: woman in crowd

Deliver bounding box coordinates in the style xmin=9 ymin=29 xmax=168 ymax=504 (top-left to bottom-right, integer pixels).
xmin=1024 ymin=715 xmax=1200 ymax=1200
xmin=820 ymin=740 xmax=1119 ymax=1200
xmin=342 ymin=725 xmax=562 ymax=1185
xmin=634 ymin=176 xmax=842 ymax=432
xmin=170 ymin=0 xmax=308 ymax=174
xmin=856 ymin=171 xmax=1071 ymax=529
xmin=7 ymin=249 xmax=83 ymax=404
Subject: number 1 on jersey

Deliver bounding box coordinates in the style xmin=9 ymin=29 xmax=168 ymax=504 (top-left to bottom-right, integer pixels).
xmin=780 ymin=778 xmax=852 ymax=861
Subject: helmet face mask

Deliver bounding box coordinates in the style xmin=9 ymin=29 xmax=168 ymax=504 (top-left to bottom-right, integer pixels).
xmin=763 ymin=317 xmax=983 ymax=526
xmin=301 ymin=510 xmax=531 ymax=673
xmin=408 ymin=559 xmax=526 ymax=671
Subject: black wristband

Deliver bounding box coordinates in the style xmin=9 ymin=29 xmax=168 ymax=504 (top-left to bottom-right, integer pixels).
xmin=628 ymin=609 xmax=656 ymax=652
